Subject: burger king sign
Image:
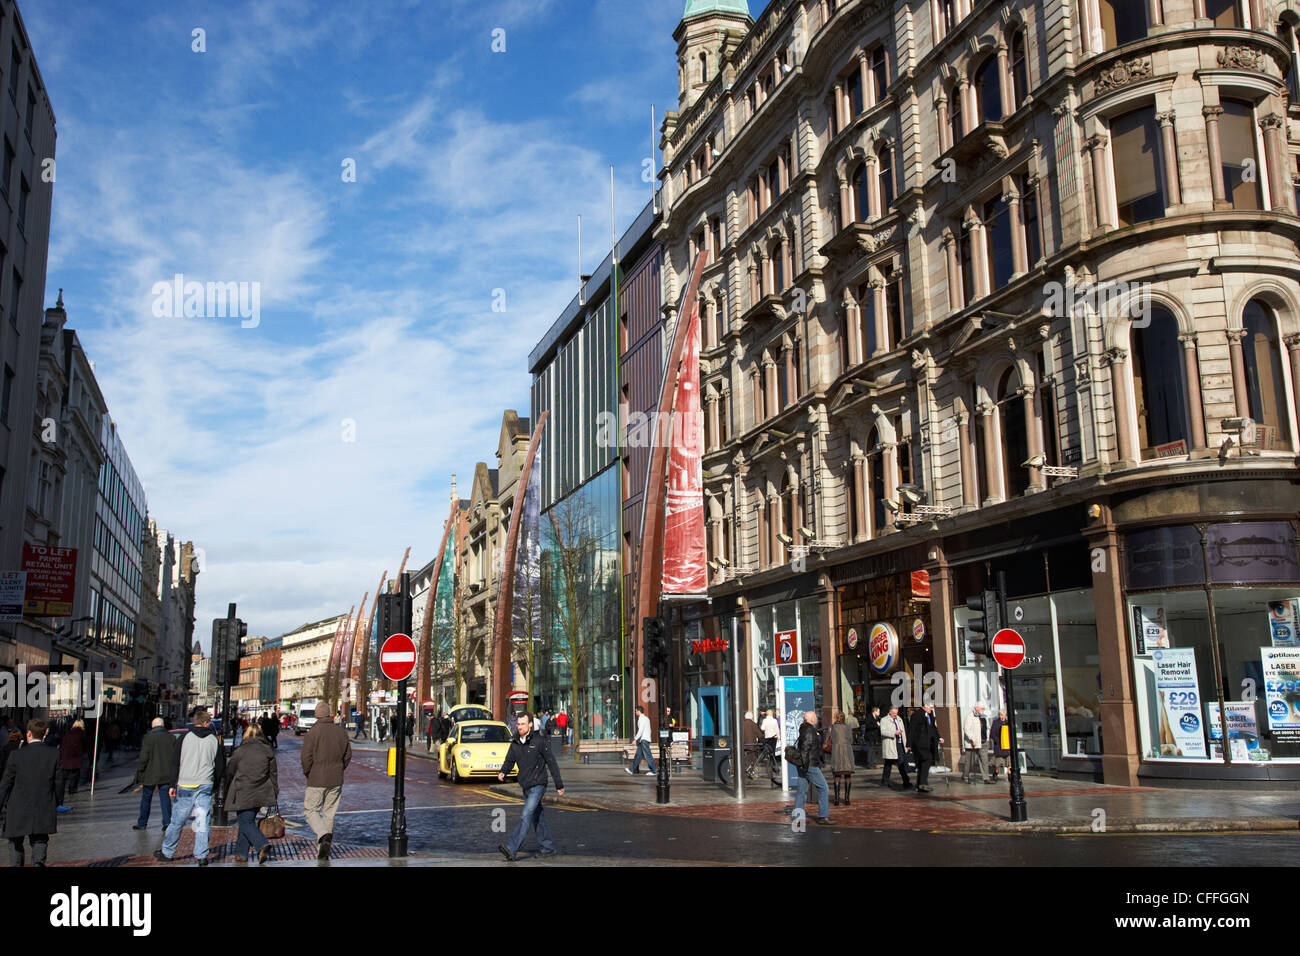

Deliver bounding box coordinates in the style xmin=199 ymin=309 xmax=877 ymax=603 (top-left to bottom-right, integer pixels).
xmin=868 ymin=622 xmax=899 ymax=674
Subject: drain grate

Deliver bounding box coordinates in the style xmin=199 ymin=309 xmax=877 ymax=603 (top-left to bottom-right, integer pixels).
xmin=54 ymin=836 xmax=387 ymax=867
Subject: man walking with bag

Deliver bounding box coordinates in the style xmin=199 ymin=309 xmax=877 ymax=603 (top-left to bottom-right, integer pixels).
xmin=962 ymin=702 xmax=993 ymax=784
xmin=787 ymin=711 xmax=832 ymax=826
xmin=496 ymin=712 xmax=564 ymax=861
xmin=301 ymin=698 xmax=351 ymax=860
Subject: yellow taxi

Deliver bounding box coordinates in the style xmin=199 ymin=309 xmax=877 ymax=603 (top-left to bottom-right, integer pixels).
xmin=437 ymin=719 xmax=518 ymax=783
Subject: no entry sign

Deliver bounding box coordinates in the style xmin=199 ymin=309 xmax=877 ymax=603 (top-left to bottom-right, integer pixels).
xmin=379 ymin=633 xmax=417 ymax=682
xmin=991 ymin=629 xmax=1026 ymax=669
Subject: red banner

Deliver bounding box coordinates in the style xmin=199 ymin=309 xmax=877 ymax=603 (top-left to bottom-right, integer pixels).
xmin=661 ymin=292 xmax=707 ymax=594
xmin=22 ymin=544 xmax=77 ymax=616
xmin=910 ymin=570 xmax=931 ymax=599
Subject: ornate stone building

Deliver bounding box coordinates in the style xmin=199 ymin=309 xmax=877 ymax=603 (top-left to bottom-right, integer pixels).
xmin=656 ymin=0 xmax=1300 ymax=785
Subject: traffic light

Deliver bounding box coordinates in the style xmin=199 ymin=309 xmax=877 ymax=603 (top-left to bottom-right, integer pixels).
xmin=376 ymin=592 xmax=409 ymax=641
xmin=642 ymin=617 xmax=668 ymax=679
xmin=965 ymin=588 xmax=1000 ymax=657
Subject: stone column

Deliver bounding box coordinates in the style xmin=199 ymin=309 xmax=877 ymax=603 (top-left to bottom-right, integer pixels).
xmin=871 ymin=278 xmax=888 ymax=354
xmin=1007 ymin=189 xmax=1027 ymax=276
xmin=997 ymin=42 xmax=1014 ymax=116
xmin=761 ymin=252 xmax=773 ymax=296
xmin=859 ymin=51 xmax=871 ymax=112
xmin=709 ymin=518 xmax=723 ymax=575
xmin=756 ymin=502 xmax=767 ymax=567
xmin=927 ymin=546 xmax=960 ymax=770
xmin=1155 ymin=111 xmax=1181 ymax=206
xmin=867 ymin=154 xmax=880 ymax=218
xmin=957 ymin=411 xmax=976 ymax=507
xmin=943 ymin=230 xmax=962 ymax=312
xmin=844 ymin=292 xmax=862 ymax=367
xmin=769 ymin=498 xmax=781 ymax=565
xmin=954 ymin=78 xmax=969 ymax=138
xmin=1193 ymin=0 xmax=1207 ymax=22
xmin=764 ymin=360 xmax=778 ymax=419
xmin=1249 ymin=0 xmax=1264 ymax=30
xmin=882 ymin=444 xmax=898 ymax=530
xmin=1148 ymin=0 xmax=1163 ymax=25
xmin=706 ymin=393 xmax=720 ymax=451
xmin=967 ymin=213 xmax=990 ymax=301
xmin=1022 ymin=386 xmax=1044 ymax=491
xmin=852 ymin=455 xmax=868 ymax=542
xmin=1106 ymin=348 xmax=1138 ymax=465
xmin=1087 ymin=134 xmax=1114 ymax=230
xmin=1087 ymin=511 xmax=1142 ymax=786
xmin=752 ymin=367 xmax=763 ymax=425
xmin=838 ymin=175 xmax=851 ymax=230
xmin=834 ymin=81 xmax=845 ymax=133
xmin=1260 ymin=113 xmax=1293 ymax=214
xmin=937 ymin=94 xmax=950 ymax=151
xmin=978 ymin=402 xmax=1000 ymax=504
xmin=1226 ymin=328 xmax=1249 ymax=418
xmin=1179 ymin=332 xmax=1206 ymax=450
xmin=1204 ymin=106 xmax=1226 ymax=203
xmin=784 ymin=344 xmax=797 ymax=407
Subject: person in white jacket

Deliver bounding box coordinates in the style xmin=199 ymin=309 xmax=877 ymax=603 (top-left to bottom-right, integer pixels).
xmin=879 ymin=706 xmax=911 ymax=789
xmin=962 ymin=702 xmax=993 ymax=783
xmin=626 ymin=706 xmax=657 ymax=775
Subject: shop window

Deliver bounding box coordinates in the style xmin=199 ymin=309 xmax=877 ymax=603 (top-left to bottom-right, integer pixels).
xmin=982 ymin=194 xmax=1014 ymax=290
xmin=974 ymin=56 xmax=1002 ymax=124
xmin=997 ymin=367 xmax=1030 ymax=498
xmin=878 ymin=144 xmax=895 ymax=211
xmin=1220 ymin=99 xmax=1262 ymax=210
xmin=1010 ymin=29 xmax=1029 ymax=110
xmin=1111 ymin=105 xmax=1166 ymax=226
xmin=1099 ymin=0 xmax=1149 ymax=48
xmin=1132 ymin=308 xmax=1192 ymax=459
xmin=1241 ymin=300 xmax=1292 ymax=444
xmin=1204 ymin=0 xmax=1241 ymax=29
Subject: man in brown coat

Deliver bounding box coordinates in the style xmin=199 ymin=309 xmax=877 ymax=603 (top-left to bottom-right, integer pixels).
xmin=300 ymin=698 xmax=350 ymax=860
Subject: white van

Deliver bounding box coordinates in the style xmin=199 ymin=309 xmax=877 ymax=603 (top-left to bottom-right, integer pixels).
xmin=296 ymin=698 xmax=320 ymax=735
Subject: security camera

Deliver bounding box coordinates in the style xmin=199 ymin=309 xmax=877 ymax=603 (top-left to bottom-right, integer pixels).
xmin=708 ymin=559 xmax=720 ymax=571
xmin=882 ymin=498 xmax=900 ymax=513
xmin=717 ymin=556 xmax=730 ymax=568
xmin=777 ymin=533 xmax=794 ymax=546
xmin=1220 ymin=416 xmax=1253 ymax=431
xmin=896 ymin=484 xmax=925 ymax=505
xmin=798 ymin=526 xmax=814 ymax=540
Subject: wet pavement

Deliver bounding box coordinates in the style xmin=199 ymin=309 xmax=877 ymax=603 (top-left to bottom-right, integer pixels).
xmin=20 ymin=736 xmax=1300 ymax=867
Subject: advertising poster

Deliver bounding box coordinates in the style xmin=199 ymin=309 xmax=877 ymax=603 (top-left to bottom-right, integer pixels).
xmin=1267 ymin=600 xmax=1300 ymax=648
xmin=1133 ymin=605 xmax=1169 ymax=653
xmin=775 ymin=629 xmax=799 ymax=666
xmin=0 ymin=571 xmax=24 ymax=622
xmin=777 ymin=675 xmax=814 ymax=790
xmin=1152 ymin=648 xmax=1207 ymax=758
xmin=1260 ymin=647 xmax=1300 ymax=744
xmin=661 ymin=288 xmax=707 ymax=595
xmin=1206 ymin=702 xmax=1260 ymax=761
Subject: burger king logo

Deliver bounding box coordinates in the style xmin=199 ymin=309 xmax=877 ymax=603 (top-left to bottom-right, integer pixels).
xmin=846 ymin=627 xmax=859 ymax=650
xmin=869 ymin=623 xmax=898 ymax=674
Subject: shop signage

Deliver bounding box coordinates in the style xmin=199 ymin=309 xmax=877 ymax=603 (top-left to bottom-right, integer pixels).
xmin=1207 ymin=522 xmax=1300 ymax=584
xmin=1267 ymin=600 xmax=1300 ymax=648
xmin=690 ymin=637 xmax=729 ymax=654
xmin=845 ymin=627 xmax=859 ymax=650
xmin=1206 ymin=702 xmax=1260 ymax=761
xmin=1152 ymin=649 xmax=1207 ymax=759
xmin=0 ymin=571 xmax=24 ymax=622
xmin=911 ymin=618 xmax=925 ymax=643
xmin=21 ymin=545 xmax=77 ymax=616
xmin=1260 ymin=647 xmax=1300 ymax=744
xmin=775 ymin=630 xmax=798 ymax=665
xmin=1132 ymin=605 xmax=1169 ymax=654
xmin=868 ymin=623 xmax=898 ymax=674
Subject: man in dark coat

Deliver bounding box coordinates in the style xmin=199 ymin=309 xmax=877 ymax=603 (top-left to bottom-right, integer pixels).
xmin=301 ymin=699 xmax=351 ymax=860
xmin=908 ymin=703 xmax=944 ymax=793
xmin=133 ymin=717 xmax=176 ymax=830
xmin=862 ymin=706 xmax=882 ymax=768
xmin=495 ymin=713 xmax=565 ymax=861
xmin=0 ymin=719 xmax=59 ymax=866
xmin=789 ymin=711 xmax=831 ymax=825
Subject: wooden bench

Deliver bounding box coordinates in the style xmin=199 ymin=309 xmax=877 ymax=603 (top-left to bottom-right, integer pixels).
xmin=620 ymin=741 xmax=693 ymax=772
xmin=577 ymin=738 xmax=632 ymax=764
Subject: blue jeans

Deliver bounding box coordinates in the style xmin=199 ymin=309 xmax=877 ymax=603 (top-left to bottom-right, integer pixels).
xmin=505 ymin=785 xmax=554 ymax=856
xmin=794 ymin=766 xmax=829 ymax=819
xmin=161 ymin=785 xmax=212 ymax=861
xmin=630 ymin=740 xmax=657 ymax=773
xmin=234 ymin=808 xmax=269 ymax=858
xmin=138 ymin=785 xmax=172 ymax=828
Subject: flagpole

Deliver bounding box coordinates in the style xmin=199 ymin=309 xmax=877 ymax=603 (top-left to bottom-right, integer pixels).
xmin=650 ymin=105 xmax=657 ymax=212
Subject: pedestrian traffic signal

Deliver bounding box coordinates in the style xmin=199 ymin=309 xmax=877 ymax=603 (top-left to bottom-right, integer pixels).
xmin=965 ymin=588 xmax=1000 ymax=657
xmin=643 ymin=616 xmax=668 ymax=679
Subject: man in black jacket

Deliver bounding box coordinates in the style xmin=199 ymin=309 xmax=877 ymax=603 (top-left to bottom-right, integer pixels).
xmin=0 ymin=719 xmax=59 ymax=866
xmin=907 ymin=703 xmax=944 ymax=792
xmin=788 ymin=711 xmax=832 ymax=825
xmin=495 ymin=713 xmax=564 ymax=861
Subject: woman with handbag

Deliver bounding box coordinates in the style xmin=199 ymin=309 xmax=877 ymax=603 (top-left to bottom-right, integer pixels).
xmin=222 ymin=723 xmax=279 ymax=864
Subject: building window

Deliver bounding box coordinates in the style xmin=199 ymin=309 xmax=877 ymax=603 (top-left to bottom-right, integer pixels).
xmin=1220 ymin=99 xmax=1261 ymax=210
xmin=1241 ymin=300 xmax=1292 ymax=444
xmin=870 ymin=46 xmax=889 ymax=103
xmin=1037 ymin=350 xmax=1061 ymax=465
xmin=1010 ymin=29 xmax=1029 ymax=110
xmin=1281 ymin=21 xmax=1300 ymax=101
xmin=772 ymin=239 xmax=785 ymax=292
xmin=998 ymin=367 xmax=1030 ymax=498
xmin=878 ymin=144 xmax=895 ymax=211
xmin=983 ymin=194 xmax=1014 ymax=290
xmin=23 ymin=87 xmax=32 ymax=140
xmin=1132 ymin=308 xmax=1192 ymax=459
xmin=767 ymin=162 xmax=780 ymax=205
xmin=699 ymin=51 xmax=708 ymax=85
xmin=853 ymin=162 xmax=869 ymax=222
xmin=710 ymin=216 xmax=723 ymax=256
xmin=1204 ymin=0 xmax=1241 ymax=29
xmin=1020 ymin=173 xmax=1042 ymax=266
xmin=949 ymin=83 xmax=964 ymax=144
xmin=958 ymin=221 xmax=975 ymax=306
xmin=867 ymin=427 xmax=885 ymax=534
xmin=1099 ymin=0 xmax=1149 ymax=49
xmin=1111 ymin=106 xmax=1166 ymax=226
xmin=17 ymin=176 xmax=27 ymax=233
xmin=971 ymin=389 xmax=988 ymax=502
xmin=885 ymin=274 xmax=904 ymax=349
xmin=858 ymin=280 xmax=878 ymax=358
xmin=847 ymin=69 xmax=863 ymax=117
xmin=975 ymin=56 xmax=1002 ymax=124
xmin=939 ymin=0 xmax=957 ymax=36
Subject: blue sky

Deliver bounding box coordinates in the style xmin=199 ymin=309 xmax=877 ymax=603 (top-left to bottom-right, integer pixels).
xmin=21 ymin=0 xmax=696 ymax=641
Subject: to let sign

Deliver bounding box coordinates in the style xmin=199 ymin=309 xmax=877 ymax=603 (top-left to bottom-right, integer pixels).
xmin=22 ymin=545 xmax=77 ymax=616
xmin=379 ymin=633 xmax=417 ymax=682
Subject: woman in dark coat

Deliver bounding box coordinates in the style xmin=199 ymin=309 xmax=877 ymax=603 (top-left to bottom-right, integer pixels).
xmin=829 ymin=710 xmax=855 ymax=806
xmin=57 ymin=719 xmax=86 ymax=807
xmin=222 ymin=724 xmax=279 ymax=864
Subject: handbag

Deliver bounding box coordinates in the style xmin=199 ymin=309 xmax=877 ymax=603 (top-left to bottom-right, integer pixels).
xmin=783 ymin=745 xmax=804 ymax=768
xmin=821 ymin=733 xmax=833 ymax=755
xmin=258 ymin=805 xmax=286 ymax=840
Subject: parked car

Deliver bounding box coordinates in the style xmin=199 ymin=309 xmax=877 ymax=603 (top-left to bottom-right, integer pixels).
xmin=437 ymin=720 xmax=518 ymax=784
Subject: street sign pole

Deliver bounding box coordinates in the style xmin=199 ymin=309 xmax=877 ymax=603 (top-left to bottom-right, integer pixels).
xmin=389 ymin=675 xmax=408 ymax=857
xmin=997 ymin=571 xmax=1028 ymax=822
xmin=386 ymin=574 xmax=413 ymax=857
xmin=214 ymin=603 xmax=237 ymax=827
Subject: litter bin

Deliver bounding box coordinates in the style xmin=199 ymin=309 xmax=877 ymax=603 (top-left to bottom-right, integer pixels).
xmin=701 ymin=734 xmax=732 ymax=784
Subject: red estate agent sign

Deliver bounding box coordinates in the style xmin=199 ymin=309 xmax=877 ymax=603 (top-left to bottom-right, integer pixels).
xmin=379 ymin=633 xmax=417 ymax=682
xmin=991 ymin=629 xmax=1026 ymax=669
xmin=22 ymin=544 xmax=77 ymax=616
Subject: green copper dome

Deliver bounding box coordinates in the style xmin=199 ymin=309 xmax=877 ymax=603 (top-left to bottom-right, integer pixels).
xmin=682 ymin=0 xmax=750 ymax=19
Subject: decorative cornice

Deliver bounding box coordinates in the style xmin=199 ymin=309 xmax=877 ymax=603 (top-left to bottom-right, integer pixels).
xmin=1094 ymin=56 xmax=1151 ymax=94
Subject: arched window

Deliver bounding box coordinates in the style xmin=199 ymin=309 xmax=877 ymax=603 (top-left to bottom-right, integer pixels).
xmin=699 ymin=51 xmax=708 ymax=85
xmin=998 ymin=367 xmax=1030 ymax=498
xmin=847 ymin=69 xmax=863 ymax=117
xmin=853 ymin=163 xmax=870 ymax=221
xmin=1099 ymin=0 xmax=1149 ymax=49
xmin=949 ymin=83 xmax=964 ymax=145
xmin=1010 ymin=29 xmax=1029 ymax=110
xmin=772 ymin=239 xmax=785 ymax=292
xmin=878 ymin=145 xmax=895 ymax=211
xmin=1242 ymin=300 xmax=1292 ymax=444
xmin=975 ymin=56 xmax=1002 ymax=124
xmin=983 ymin=194 xmax=1013 ymax=290
xmin=1111 ymin=105 xmax=1166 ymax=226
xmin=858 ymin=280 xmax=878 ymax=357
xmin=867 ymin=427 xmax=885 ymax=534
xmin=1280 ymin=20 xmax=1300 ymax=101
xmin=1132 ymin=308 xmax=1191 ymax=459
